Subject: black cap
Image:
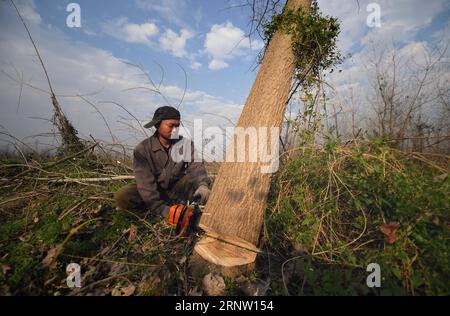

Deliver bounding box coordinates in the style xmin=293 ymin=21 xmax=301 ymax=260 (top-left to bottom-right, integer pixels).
xmin=144 ymin=106 xmax=181 ymax=129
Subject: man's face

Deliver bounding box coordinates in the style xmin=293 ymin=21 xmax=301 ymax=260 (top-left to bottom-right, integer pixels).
xmin=157 ymin=119 xmax=180 ymax=140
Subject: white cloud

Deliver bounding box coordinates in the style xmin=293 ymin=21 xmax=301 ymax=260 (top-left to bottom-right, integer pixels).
xmin=155 ymin=85 xmax=242 ymax=126
xmin=103 ymin=18 xmax=196 ymax=60
xmin=190 ymin=61 xmax=202 ymax=70
xmin=135 ymin=0 xmax=189 ymax=28
xmin=432 ymin=20 xmax=450 ymax=41
xmin=124 ymin=23 xmax=159 ymax=44
xmin=318 ymin=0 xmax=448 ymax=54
xmin=14 ymin=0 xmax=42 ymax=25
xmin=159 ymin=28 xmax=193 ymax=58
xmin=103 ymin=18 xmax=159 ymax=45
xmin=209 ymin=59 xmax=228 ymax=70
xmin=204 ymin=22 xmax=264 ymax=70
xmin=397 ymin=41 xmax=431 ymax=67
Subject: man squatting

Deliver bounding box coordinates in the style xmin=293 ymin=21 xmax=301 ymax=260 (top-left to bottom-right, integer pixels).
xmin=114 ymin=106 xmax=211 ymax=233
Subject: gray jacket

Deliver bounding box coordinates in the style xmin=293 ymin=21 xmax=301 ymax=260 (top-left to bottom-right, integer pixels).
xmin=133 ymin=132 xmax=210 ymax=214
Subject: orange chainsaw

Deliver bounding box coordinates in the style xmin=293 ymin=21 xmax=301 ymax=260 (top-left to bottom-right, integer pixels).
xmin=167 ymin=200 xmax=203 ymax=236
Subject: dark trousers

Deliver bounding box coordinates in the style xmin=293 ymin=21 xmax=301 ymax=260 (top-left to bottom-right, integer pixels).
xmin=114 ymin=175 xmax=196 ymax=212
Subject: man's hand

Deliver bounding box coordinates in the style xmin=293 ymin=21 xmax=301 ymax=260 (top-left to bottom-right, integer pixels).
xmin=193 ymin=185 xmax=211 ymax=204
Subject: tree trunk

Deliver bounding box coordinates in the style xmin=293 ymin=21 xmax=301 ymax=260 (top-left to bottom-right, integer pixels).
xmin=194 ymin=0 xmax=311 ymax=269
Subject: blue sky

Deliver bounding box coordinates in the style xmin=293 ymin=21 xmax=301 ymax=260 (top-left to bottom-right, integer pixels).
xmin=0 ymin=0 xmax=449 ymax=151
xmin=41 ymin=0 xmax=263 ymax=99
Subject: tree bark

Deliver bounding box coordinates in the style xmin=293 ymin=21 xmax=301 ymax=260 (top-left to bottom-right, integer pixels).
xmin=194 ymin=0 xmax=312 ymax=269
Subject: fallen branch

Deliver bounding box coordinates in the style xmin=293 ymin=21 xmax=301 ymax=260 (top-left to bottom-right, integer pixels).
xmin=0 ymin=190 xmax=52 ymax=208
xmin=61 ymin=254 xmax=161 ymax=268
xmin=58 ymin=198 xmax=90 ymax=221
xmin=10 ymin=142 xmax=98 ymax=180
xmin=38 ymin=175 xmax=134 ymax=184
